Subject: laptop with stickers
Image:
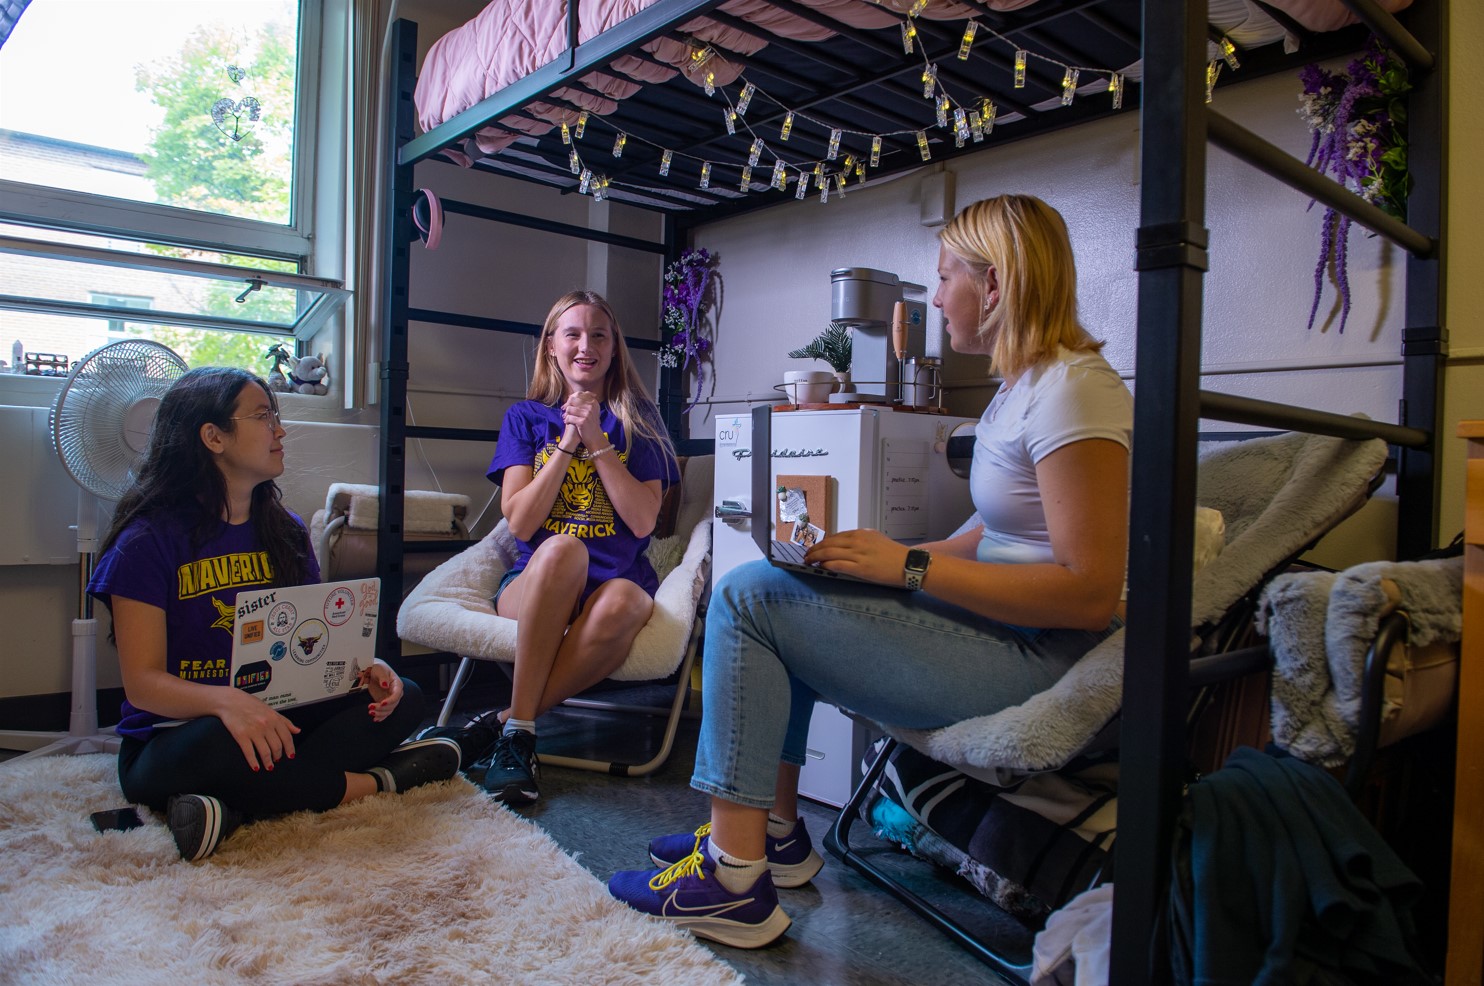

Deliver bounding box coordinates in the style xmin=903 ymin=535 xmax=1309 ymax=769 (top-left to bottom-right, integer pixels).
xmin=227 ymin=578 xmax=381 ymax=710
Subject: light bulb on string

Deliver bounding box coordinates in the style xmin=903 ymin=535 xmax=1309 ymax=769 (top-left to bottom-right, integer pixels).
xmin=828 ymin=129 xmax=842 ymax=160
xmin=1014 ymin=50 xmax=1027 ymax=88
xmin=699 ymin=161 xmax=711 ymax=189
xmin=569 ymin=148 xmax=581 ymax=174
xmin=834 ymin=172 xmax=846 ymax=196
xmin=916 ymin=130 xmax=930 ymax=161
xmin=575 ymin=111 xmax=588 ymax=139
xmin=908 ymin=0 xmax=927 ymax=16
xmin=1206 ymin=61 xmax=1219 ymax=103
xmin=969 ymin=110 xmax=983 ymax=142
xmin=704 ymin=70 xmax=716 ymax=97
xmin=819 ymin=177 xmax=829 ymax=204
xmin=936 ymin=94 xmax=950 ymax=129
xmin=795 ymin=172 xmax=809 ymax=200
xmin=748 ymin=138 xmax=763 ymax=167
xmin=922 ymin=63 xmax=938 ymax=99
xmin=737 ymin=81 xmax=755 ymax=115
xmin=1219 ymin=36 xmax=1240 ymax=70
xmin=1061 ymin=67 xmax=1079 ymax=106
xmin=771 ymin=158 xmax=787 ymax=190
xmin=958 ymin=21 xmax=978 ymax=60
xmin=1109 ymin=73 xmax=1124 ymax=110
xmin=740 ymin=165 xmax=752 ymax=191
xmin=561 ymin=122 xmax=571 ymax=144
xmin=659 ymin=149 xmax=673 ymax=176
xmin=953 ymin=108 xmax=969 ymax=144
xmin=724 ymin=108 xmax=736 ymax=135
xmin=579 ymin=168 xmax=593 ymax=194
xmin=901 ymin=20 xmax=916 ymax=55
xmin=855 ymin=162 xmax=865 ymax=184
xmin=780 ymin=111 xmax=794 ymax=141
xmin=870 ymin=135 xmax=882 ymax=167
xmin=981 ymin=98 xmax=997 ymax=135
xmin=612 ymin=132 xmax=626 ymax=157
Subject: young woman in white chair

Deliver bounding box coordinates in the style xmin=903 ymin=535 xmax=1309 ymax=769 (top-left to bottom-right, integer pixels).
xmin=608 ymin=195 xmax=1133 ymax=948
xmin=434 ymin=291 xmax=680 ymax=805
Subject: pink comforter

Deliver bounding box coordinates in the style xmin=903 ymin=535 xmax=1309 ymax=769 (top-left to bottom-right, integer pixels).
xmin=415 ymin=0 xmax=1414 ymax=162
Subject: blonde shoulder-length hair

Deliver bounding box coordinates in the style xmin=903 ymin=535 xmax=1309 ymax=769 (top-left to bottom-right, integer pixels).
xmin=528 ymin=290 xmax=676 ymax=465
xmin=938 ymin=194 xmax=1103 ymax=379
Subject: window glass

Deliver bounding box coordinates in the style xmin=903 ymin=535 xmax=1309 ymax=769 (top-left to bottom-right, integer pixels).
xmin=0 ymin=0 xmax=301 ymax=226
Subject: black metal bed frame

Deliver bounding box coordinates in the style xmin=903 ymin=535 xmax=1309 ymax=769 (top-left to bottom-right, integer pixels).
xmin=376 ymin=1 xmax=1447 ymax=981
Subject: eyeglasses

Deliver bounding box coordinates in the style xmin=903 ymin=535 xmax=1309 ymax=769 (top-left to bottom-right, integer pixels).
xmin=230 ymin=409 xmax=284 ymax=430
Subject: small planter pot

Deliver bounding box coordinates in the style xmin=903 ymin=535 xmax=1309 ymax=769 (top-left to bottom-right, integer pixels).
xmin=782 ymin=369 xmax=836 ymax=404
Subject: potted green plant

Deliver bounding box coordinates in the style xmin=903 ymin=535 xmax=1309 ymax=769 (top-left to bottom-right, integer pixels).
xmin=787 ymin=321 xmax=853 ymax=393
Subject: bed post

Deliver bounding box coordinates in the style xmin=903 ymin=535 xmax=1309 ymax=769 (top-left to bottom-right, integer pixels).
xmin=1397 ymin=0 xmax=1446 ymax=558
xmin=1113 ymin=0 xmax=1208 ymax=981
xmin=375 ymin=18 xmax=418 ymax=664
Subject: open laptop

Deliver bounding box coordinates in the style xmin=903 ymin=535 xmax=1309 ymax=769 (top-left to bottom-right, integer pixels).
xmin=227 ymin=578 xmax=381 ymax=710
xmin=750 ymin=404 xmax=909 ymax=589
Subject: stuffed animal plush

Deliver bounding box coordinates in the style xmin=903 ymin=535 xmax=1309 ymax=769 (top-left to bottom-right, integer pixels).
xmin=288 ymin=353 xmax=330 ymax=395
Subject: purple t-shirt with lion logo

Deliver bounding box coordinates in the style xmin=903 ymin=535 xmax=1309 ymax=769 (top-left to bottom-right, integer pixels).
xmin=487 ymin=400 xmax=678 ymax=598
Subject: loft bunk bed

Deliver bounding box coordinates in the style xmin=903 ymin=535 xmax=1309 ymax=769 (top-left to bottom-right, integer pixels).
xmin=376 ymin=0 xmax=1446 ymax=981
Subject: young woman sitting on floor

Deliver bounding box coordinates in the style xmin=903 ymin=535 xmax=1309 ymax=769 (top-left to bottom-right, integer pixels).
xmin=89 ymin=367 xmax=459 ymax=861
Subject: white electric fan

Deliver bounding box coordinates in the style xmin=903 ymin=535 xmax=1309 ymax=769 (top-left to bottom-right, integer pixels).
xmin=11 ymin=339 xmax=187 ymax=760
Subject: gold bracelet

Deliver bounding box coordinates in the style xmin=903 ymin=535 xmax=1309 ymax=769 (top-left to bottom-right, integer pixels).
xmin=590 ymin=444 xmax=616 ymax=458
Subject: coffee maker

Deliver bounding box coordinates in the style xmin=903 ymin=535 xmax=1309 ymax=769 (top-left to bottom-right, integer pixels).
xmin=830 ymin=267 xmax=939 ymax=406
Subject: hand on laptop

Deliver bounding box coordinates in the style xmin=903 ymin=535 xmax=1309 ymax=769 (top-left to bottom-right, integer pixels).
xmin=360 ymin=659 xmax=404 ymax=722
xmin=214 ymin=687 xmax=301 ymax=772
xmin=804 ymin=529 xmax=910 ymax=587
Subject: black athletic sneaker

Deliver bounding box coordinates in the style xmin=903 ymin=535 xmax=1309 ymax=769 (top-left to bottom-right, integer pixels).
xmin=368 ymin=737 xmax=461 ymax=794
xmin=417 ymin=711 xmax=502 ymax=777
xmin=476 ymin=730 xmax=540 ymax=805
xmin=167 ymin=793 xmax=245 ymax=862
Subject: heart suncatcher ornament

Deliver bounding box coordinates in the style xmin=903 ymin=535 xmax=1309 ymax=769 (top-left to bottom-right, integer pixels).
xmin=211 ymin=63 xmax=260 ymax=142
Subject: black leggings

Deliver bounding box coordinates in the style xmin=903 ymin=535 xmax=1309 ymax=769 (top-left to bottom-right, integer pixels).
xmin=117 ymin=678 xmax=426 ymax=816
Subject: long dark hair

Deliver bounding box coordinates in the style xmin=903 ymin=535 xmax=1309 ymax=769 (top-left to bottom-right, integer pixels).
xmin=100 ymin=366 xmax=312 ymax=586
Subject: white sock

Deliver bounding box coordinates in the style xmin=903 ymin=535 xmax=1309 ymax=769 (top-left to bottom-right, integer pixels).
xmin=766 ymin=813 xmax=794 ymax=839
xmin=504 ymin=717 xmax=536 ymax=737
xmin=706 ymin=836 xmax=767 ymax=894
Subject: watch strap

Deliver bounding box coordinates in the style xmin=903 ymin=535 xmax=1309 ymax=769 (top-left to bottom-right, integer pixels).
xmin=903 ymin=548 xmax=931 ymax=591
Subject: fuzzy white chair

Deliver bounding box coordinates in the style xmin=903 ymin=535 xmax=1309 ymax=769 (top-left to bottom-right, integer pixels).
xmin=396 ymin=455 xmax=713 ymax=776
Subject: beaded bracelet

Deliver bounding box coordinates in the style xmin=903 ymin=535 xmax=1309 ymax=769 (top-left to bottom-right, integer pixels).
xmin=589 ymin=444 xmax=616 ymax=459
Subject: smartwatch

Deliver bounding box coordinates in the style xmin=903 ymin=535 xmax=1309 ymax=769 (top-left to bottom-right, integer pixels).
xmin=903 ymin=548 xmax=932 ymax=591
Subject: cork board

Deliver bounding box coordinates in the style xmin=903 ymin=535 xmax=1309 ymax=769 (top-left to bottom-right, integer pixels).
xmin=774 ymin=473 xmax=831 ymax=541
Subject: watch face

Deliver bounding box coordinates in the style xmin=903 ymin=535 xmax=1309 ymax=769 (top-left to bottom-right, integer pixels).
xmin=905 ymin=548 xmax=931 ymax=571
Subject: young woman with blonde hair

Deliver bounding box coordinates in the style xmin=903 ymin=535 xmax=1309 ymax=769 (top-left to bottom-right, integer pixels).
xmin=610 ymin=195 xmax=1133 ymax=948
xmin=437 ymin=290 xmax=680 ymax=805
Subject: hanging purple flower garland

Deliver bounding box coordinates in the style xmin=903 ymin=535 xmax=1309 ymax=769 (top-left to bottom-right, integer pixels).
xmin=657 ymin=248 xmax=719 ymax=408
xmin=1297 ymin=39 xmax=1410 ymax=332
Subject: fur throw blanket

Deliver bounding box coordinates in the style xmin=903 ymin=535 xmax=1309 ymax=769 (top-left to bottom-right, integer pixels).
xmin=888 ymin=430 xmax=1387 ymax=776
xmin=1258 ymin=555 xmax=1462 ymax=765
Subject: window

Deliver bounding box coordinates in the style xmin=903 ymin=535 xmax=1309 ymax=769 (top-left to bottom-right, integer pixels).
xmin=0 ymin=0 xmax=344 ymax=377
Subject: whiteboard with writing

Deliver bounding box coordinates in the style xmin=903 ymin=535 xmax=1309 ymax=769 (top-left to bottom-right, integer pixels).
xmin=880 ymin=440 xmax=929 ymax=539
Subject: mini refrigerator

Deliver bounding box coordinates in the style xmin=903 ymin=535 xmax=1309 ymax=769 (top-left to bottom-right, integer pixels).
xmin=711 ymin=405 xmax=976 ymax=806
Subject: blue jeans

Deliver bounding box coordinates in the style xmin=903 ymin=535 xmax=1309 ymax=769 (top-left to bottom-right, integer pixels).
xmin=693 ymin=561 xmax=1121 ymax=809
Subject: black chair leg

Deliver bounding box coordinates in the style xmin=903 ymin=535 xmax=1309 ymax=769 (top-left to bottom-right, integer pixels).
xmin=822 ymin=737 xmax=1036 ymax=983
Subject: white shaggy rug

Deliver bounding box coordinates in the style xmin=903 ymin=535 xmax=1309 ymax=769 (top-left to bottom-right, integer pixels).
xmin=0 ymin=754 xmax=743 ymax=986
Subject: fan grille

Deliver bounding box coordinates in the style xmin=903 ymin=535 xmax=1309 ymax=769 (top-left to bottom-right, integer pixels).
xmin=51 ymin=340 xmax=188 ymax=501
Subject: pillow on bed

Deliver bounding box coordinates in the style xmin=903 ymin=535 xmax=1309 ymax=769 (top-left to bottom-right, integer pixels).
xmin=1194 ymin=506 xmax=1226 ymax=573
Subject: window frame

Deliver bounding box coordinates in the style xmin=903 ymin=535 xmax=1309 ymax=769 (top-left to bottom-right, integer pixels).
xmin=0 ymin=0 xmax=329 ymax=279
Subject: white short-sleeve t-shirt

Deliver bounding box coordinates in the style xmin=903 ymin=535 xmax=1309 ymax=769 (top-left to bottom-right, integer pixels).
xmin=971 ymin=347 xmax=1132 ymax=566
